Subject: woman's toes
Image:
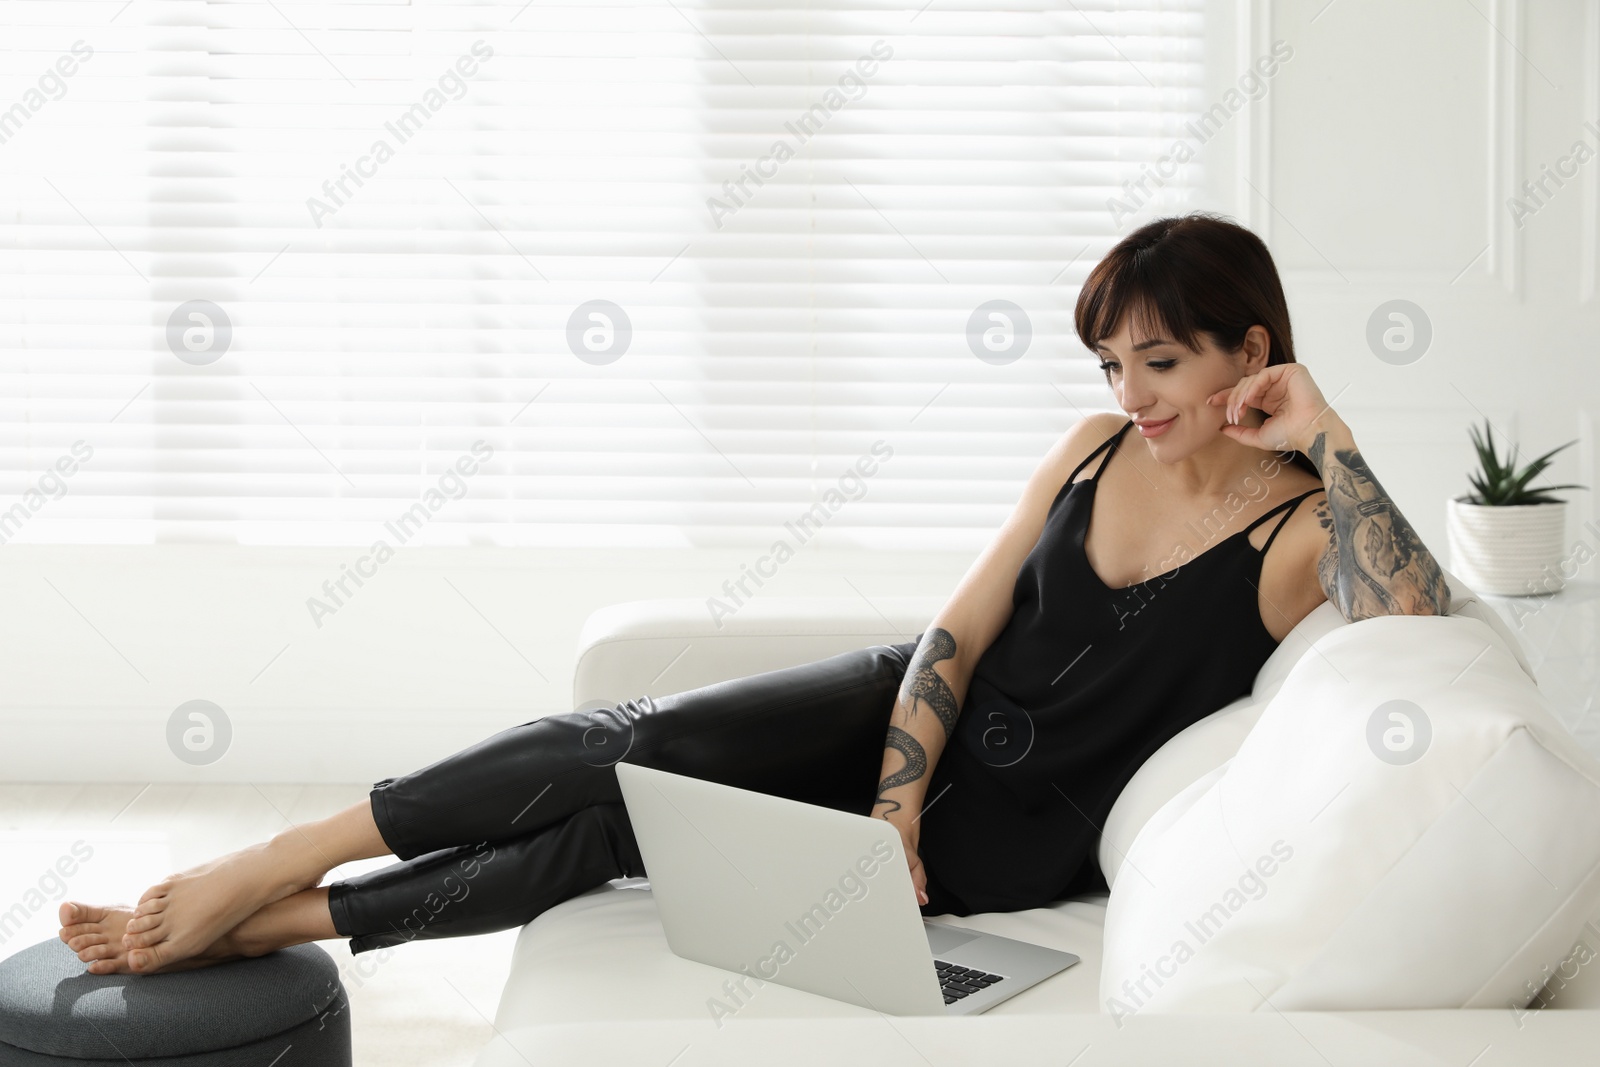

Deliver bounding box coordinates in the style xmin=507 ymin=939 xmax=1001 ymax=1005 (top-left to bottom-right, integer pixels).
xmin=135 ymin=880 xmax=173 ymax=907
xmin=122 ymin=925 xmax=164 ymax=950
xmin=128 ymin=944 xmax=170 ymax=973
xmin=59 ymin=901 xmax=106 ymax=932
xmin=78 ymin=942 xmax=115 ymax=963
xmin=63 ymin=900 xmax=107 ymax=924
xmin=60 ymin=923 xmax=97 ymax=944
xmin=67 ymin=932 xmax=106 ymax=952
xmin=132 ymin=891 xmax=168 ymax=917
xmin=133 ymin=896 xmax=168 ymax=918
xmin=125 ymin=912 xmax=160 ymax=934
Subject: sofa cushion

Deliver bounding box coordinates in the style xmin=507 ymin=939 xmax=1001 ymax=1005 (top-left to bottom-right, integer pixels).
xmin=572 ymin=596 xmax=944 ymax=706
xmin=473 ymin=885 xmax=1600 ymax=1067
xmin=1099 ymin=611 xmax=1600 ymax=1014
xmin=486 ymin=878 xmax=1110 ymax=1027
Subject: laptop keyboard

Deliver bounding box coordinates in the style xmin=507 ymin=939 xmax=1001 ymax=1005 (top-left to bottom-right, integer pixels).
xmin=934 ymin=959 xmax=1005 ymax=1004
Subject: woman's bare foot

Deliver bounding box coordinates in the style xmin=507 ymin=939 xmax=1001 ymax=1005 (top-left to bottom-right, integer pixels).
xmin=113 ymin=800 xmax=389 ymax=975
xmin=58 ymin=888 xmax=337 ymax=977
xmin=58 ymin=902 xmax=249 ymax=975
xmin=116 ymin=837 xmax=326 ymax=974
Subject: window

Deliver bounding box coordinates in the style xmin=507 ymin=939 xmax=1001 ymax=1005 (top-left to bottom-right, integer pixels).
xmin=0 ymin=0 xmax=1205 ymax=550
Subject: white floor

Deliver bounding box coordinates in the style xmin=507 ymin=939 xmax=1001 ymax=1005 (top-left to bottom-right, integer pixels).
xmin=0 ymin=783 xmax=520 ymax=1067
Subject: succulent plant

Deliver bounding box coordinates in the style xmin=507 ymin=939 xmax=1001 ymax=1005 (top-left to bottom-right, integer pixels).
xmin=1463 ymin=419 xmax=1586 ymax=506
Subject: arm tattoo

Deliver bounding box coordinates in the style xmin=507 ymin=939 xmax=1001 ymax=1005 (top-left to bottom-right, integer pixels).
xmin=873 ymin=627 xmax=960 ymax=817
xmin=1307 ymin=430 xmax=1449 ymax=620
xmin=874 ymin=726 xmax=927 ymax=816
xmin=900 ymin=627 xmax=960 ymax=738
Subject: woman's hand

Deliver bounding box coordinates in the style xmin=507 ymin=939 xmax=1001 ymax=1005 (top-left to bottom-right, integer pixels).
xmin=1206 ymin=363 xmax=1336 ymax=454
xmin=899 ymin=822 xmax=930 ymax=907
xmin=908 ymin=838 xmax=934 ymax=908
xmin=878 ymin=810 xmax=929 ymax=905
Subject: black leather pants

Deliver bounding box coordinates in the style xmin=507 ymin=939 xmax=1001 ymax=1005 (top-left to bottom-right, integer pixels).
xmin=325 ymin=635 xmax=968 ymax=954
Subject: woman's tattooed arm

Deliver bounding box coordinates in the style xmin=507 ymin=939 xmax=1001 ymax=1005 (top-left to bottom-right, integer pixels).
xmin=873 ymin=627 xmax=961 ymax=818
xmin=1305 ymin=414 xmax=1450 ymax=620
xmin=874 ymin=727 xmax=927 ymax=817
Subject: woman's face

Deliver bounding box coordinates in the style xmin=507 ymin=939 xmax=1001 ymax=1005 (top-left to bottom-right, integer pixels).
xmin=1090 ymin=315 xmax=1270 ymax=452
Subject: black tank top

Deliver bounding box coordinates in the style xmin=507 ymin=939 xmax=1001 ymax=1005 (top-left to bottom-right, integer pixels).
xmin=916 ymin=418 xmax=1324 ymax=914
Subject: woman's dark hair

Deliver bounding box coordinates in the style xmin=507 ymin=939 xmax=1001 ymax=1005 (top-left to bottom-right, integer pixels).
xmin=1073 ymin=210 xmax=1321 ymax=481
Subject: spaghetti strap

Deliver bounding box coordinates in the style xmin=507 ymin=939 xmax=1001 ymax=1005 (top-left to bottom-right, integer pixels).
xmin=1065 ymin=418 xmax=1134 ymax=485
xmin=1246 ymin=486 xmax=1325 ymax=556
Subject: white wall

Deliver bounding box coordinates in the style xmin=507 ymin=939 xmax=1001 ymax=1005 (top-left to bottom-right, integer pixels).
xmin=0 ymin=544 xmax=966 ymax=783
xmin=6 ymin=0 xmax=1599 ymax=783
xmin=1207 ymin=0 xmax=1600 ymax=589
xmin=1265 ymin=0 xmax=1599 ymax=514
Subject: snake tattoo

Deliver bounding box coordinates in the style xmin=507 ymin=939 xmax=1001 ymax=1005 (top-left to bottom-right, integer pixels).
xmin=875 ymin=727 xmax=927 ymax=816
xmin=874 ymin=627 xmax=960 ymax=816
xmin=1307 ymin=431 xmax=1449 ymax=619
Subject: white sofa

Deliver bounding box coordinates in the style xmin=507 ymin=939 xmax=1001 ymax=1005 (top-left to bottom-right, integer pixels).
xmin=471 ymin=576 xmax=1600 ymax=1065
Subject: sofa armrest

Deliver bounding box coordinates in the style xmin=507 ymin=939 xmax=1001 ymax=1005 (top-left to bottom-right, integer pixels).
xmin=572 ymin=597 xmax=946 ymax=708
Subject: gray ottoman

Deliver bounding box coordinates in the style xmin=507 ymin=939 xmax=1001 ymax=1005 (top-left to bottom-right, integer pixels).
xmin=0 ymin=939 xmax=351 ymax=1065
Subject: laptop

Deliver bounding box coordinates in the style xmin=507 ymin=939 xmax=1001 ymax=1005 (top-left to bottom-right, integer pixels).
xmin=614 ymin=761 xmax=1080 ymax=1016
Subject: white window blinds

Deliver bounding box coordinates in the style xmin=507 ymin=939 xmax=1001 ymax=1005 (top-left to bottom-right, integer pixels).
xmin=0 ymin=1 xmax=1206 ymax=551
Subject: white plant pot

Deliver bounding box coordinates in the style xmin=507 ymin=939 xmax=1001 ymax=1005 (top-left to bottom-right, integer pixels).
xmin=1445 ymin=497 xmax=1568 ymax=596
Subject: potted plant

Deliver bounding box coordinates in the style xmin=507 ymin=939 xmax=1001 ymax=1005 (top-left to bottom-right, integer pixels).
xmin=1445 ymin=419 xmax=1587 ymax=596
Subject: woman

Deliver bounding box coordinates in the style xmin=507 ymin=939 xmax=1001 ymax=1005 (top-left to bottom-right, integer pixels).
xmin=59 ymin=212 xmax=1450 ymax=975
